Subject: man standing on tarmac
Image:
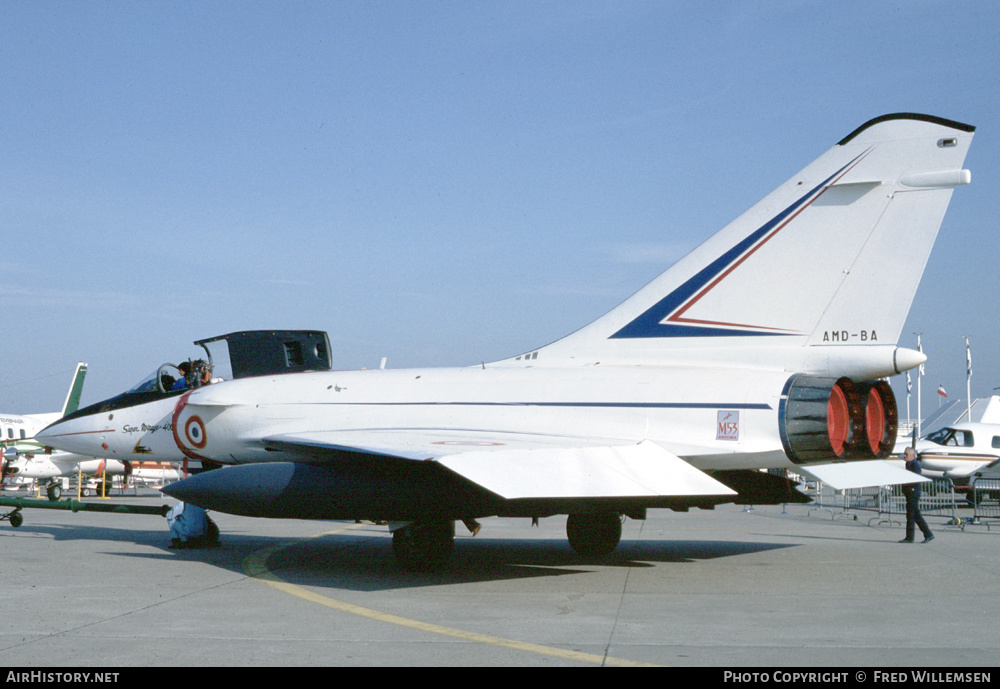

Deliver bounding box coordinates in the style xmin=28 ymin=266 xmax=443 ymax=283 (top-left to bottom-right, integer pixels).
xmin=900 ymin=447 xmax=934 ymax=543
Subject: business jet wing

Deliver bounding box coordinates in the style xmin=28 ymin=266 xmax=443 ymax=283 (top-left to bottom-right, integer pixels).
xmin=968 ymin=459 xmax=1000 ymax=480
xmin=943 ymin=460 xmax=1000 ymax=480
xmin=262 ymin=430 xmax=736 ymax=499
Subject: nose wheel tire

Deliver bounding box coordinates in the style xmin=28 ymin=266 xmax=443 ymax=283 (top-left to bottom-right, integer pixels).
xmin=566 ymin=513 xmax=623 ymax=558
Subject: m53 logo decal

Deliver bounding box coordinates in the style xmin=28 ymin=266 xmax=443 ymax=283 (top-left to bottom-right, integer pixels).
xmin=717 ymin=410 xmax=740 ymax=441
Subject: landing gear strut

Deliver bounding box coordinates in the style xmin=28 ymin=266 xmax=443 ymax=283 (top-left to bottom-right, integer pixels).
xmin=566 ymin=513 xmax=622 ymax=558
xmin=391 ymin=519 xmax=455 ymax=572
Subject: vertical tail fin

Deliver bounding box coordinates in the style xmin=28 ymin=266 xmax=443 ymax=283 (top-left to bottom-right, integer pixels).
xmin=519 ymin=114 xmax=974 ymax=368
xmin=60 ymin=362 xmax=87 ymax=417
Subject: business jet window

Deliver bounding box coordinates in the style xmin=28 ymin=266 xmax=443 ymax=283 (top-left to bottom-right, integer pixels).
xmin=925 ymin=428 xmax=974 ymax=447
xmin=992 ymin=436 xmax=1000 ymax=449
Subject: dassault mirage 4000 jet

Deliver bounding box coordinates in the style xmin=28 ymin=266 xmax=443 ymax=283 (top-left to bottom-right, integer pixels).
xmin=38 ymin=114 xmax=973 ymax=569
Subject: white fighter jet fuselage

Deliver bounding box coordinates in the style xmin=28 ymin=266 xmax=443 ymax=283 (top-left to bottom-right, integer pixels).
xmin=49 ymin=353 xmax=912 ymax=474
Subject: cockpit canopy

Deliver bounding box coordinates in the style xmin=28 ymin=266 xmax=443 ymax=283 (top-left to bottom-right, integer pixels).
xmin=126 ymin=360 xmax=211 ymax=394
xmin=127 ymin=366 xmax=183 ymax=394
xmin=923 ymin=426 xmax=1000 ymax=451
xmin=197 ymin=330 xmax=331 ymax=379
xmin=125 ymin=330 xmax=333 ymax=394
xmin=63 ymin=330 xmax=334 ymax=421
xmin=925 ymin=427 xmax=975 ymax=447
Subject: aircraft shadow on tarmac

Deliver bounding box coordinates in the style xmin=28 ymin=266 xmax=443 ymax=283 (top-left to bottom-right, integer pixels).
xmin=209 ymin=530 xmax=796 ymax=591
xmin=2 ymin=519 xmax=795 ymax=591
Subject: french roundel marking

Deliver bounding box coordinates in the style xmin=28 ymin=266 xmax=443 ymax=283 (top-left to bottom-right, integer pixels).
xmin=184 ymin=415 xmax=207 ymax=449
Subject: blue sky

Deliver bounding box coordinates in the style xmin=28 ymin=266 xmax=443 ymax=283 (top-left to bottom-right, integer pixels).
xmin=2 ymin=1 xmax=998 ymax=422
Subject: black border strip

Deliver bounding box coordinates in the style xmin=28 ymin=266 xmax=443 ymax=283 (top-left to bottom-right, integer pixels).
xmin=838 ymin=113 xmax=975 ymax=145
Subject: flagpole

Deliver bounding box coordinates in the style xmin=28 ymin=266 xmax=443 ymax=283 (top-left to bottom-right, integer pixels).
xmin=915 ymin=333 xmax=923 ymax=441
xmin=965 ymin=336 xmax=972 ymax=422
xmin=906 ymin=371 xmax=912 ymax=429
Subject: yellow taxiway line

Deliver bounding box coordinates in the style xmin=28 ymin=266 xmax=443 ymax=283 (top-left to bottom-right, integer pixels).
xmin=242 ymin=525 xmax=658 ymax=667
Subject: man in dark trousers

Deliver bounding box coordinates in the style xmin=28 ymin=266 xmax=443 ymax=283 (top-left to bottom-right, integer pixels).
xmin=900 ymin=447 xmax=934 ymax=543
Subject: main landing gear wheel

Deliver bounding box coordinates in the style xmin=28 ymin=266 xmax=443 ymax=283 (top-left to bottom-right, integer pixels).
xmin=391 ymin=519 xmax=455 ymax=572
xmin=46 ymin=484 xmax=61 ymax=502
xmin=566 ymin=513 xmax=623 ymax=558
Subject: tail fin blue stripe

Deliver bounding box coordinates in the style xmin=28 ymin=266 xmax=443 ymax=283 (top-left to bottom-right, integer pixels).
xmin=610 ymin=151 xmax=869 ymax=339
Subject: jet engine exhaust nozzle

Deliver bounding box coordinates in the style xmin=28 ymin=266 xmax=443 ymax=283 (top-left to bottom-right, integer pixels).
xmin=780 ymin=374 xmax=897 ymax=465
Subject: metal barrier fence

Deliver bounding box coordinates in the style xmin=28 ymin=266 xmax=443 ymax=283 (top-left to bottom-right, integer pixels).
xmin=808 ymin=478 xmax=962 ymax=527
xmin=963 ymin=478 xmax=1000 ymax=530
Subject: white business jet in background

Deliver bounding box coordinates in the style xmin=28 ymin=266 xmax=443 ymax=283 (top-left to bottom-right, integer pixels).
xmin=0 ymin=363 xmax=128 ymax=500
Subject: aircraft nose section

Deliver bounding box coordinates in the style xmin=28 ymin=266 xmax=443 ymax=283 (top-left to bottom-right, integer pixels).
xmin=36 ymin=414 xmax=112 ymax=455
xmin=36 ymin=393 xmax=185 ymax=462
